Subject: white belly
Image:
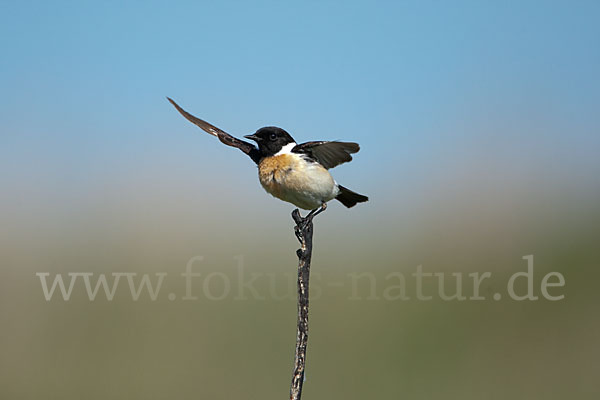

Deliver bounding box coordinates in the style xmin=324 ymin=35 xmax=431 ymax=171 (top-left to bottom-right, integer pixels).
xmin=258 ymin=154 xmax=339 ymax=210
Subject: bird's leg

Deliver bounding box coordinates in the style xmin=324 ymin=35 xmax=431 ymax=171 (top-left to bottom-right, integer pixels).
xmin=303 ymin=203 xmax=327 ymax=227
xmin=292 ymin=203 xmax=327 ymax=241
xmin=307 ymin=202 xmax=327 ymax=221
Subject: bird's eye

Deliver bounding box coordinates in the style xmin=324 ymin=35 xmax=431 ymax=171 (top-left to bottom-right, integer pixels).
xmin=270 ymin=133 xmax=277 ymax=140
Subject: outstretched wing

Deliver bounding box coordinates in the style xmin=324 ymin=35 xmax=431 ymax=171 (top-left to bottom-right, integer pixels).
xmin=167 ymin=97 xmax=261 ymax=164
xmin=293 ymin=141 xmax=360 ymax=169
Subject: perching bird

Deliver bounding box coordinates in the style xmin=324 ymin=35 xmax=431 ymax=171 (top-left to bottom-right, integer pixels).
xmin=167 ymin=98 xmax=368 ymax=217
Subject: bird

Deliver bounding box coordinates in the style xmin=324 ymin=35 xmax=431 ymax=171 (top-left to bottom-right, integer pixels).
xmin=167 ymin=98 xmax=368 ymax=218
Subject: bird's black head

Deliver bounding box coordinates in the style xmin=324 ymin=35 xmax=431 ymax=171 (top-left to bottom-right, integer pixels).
xmin=244 ymin=127 xmax=296 ymax=157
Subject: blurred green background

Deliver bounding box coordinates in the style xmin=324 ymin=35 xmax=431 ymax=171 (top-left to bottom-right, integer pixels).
xmin=1 ymin=1 xmax=599 ymax=399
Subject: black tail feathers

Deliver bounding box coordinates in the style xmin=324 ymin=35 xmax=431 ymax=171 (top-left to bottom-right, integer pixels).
xmin=335 ymin=185 xmax=369 ymax=208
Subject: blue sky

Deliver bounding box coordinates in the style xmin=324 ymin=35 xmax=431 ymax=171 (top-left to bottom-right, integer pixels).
xmin=1 ymin=1 xmax=599 ymax=218
xmin=2 ymin=5 xmax=600 ymax=399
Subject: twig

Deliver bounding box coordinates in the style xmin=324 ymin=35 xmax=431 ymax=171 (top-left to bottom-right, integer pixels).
xmin=289 ymin=205 xmax=325 ymax=400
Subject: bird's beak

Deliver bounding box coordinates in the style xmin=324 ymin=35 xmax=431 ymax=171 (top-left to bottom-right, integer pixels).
xmin=244 ymin=134 xmax=260 ymax=142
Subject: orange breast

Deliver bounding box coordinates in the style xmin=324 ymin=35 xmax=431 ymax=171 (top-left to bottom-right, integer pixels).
xmin=258 ymin=154 xmax=295 ymax=198
xmin=257 ymin=153 xmax=336 ymax=209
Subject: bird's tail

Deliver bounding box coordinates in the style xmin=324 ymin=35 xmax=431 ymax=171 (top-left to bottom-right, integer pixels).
xmin=335 ymin=185 xmax=369 ymax=208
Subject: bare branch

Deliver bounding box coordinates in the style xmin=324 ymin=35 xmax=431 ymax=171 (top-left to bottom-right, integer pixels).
xmin=289 ymin=204 xmax=325 ymax=400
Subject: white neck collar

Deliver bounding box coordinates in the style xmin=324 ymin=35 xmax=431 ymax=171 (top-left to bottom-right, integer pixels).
xmin=275 ymin=142 xmax=297 ymax=156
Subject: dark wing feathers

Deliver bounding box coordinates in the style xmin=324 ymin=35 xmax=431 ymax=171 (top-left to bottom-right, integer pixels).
xmin=168 ymin=97 xmax=360 ymax=168
xmin=293 ymin=141 xmax=360 ymax=169
xmin=167 ymin=97 xmax=261 ymax=164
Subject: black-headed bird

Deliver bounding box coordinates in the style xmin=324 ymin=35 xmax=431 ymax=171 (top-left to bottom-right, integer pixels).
xmin=168 ymin=98 xmax=368 ymax=218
